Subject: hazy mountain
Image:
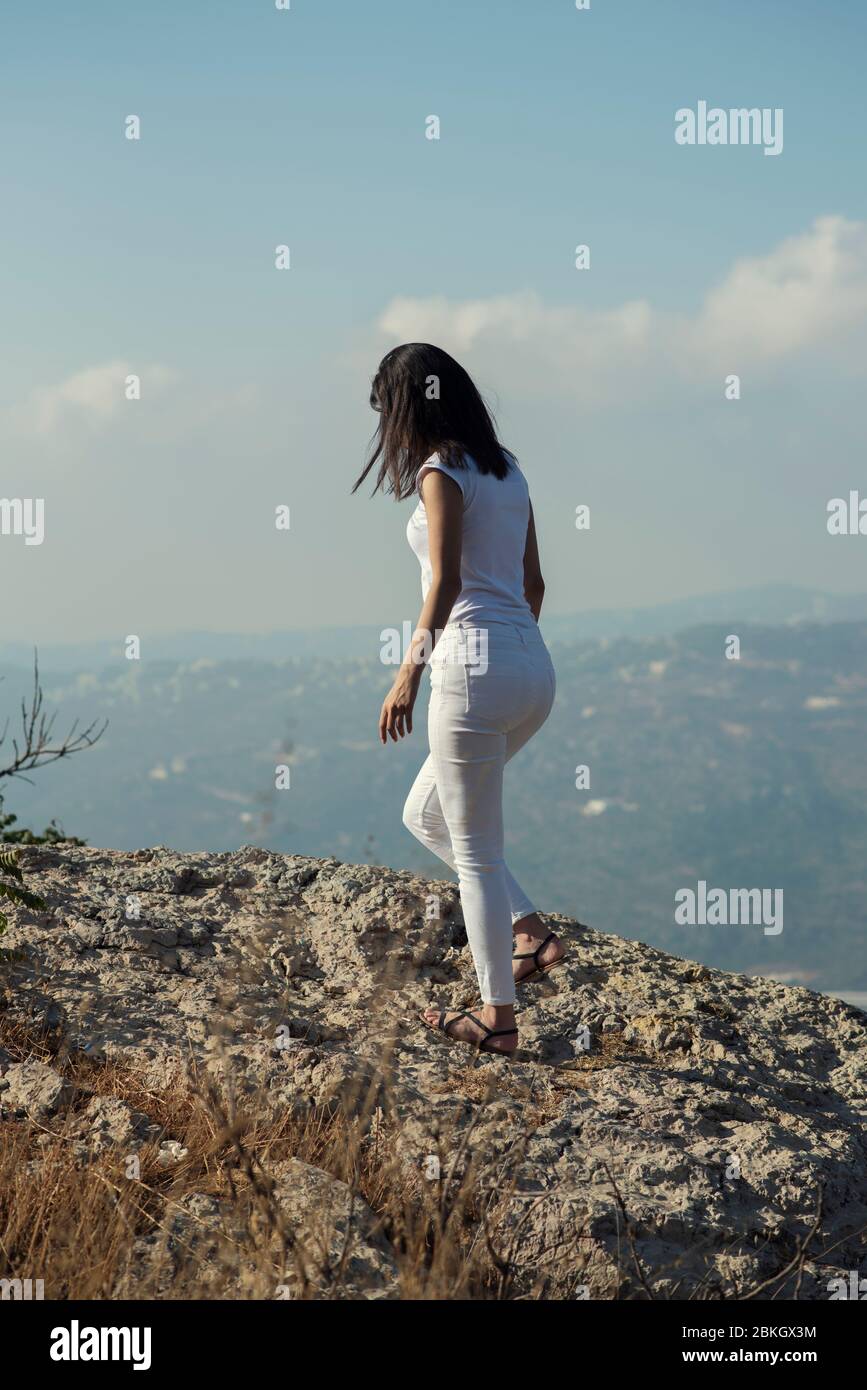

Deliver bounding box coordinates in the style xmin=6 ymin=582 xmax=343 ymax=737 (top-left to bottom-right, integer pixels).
xmin=541 ymin=584 xmax=867 ymax=642
xmin=5 ymin=584 xmax=867 ymax=670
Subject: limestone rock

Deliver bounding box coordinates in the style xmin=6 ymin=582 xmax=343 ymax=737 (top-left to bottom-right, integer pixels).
xmin=156 ymin=1140 xmax=189 ymax=1167
xmin=269 ymin=1157 xmax=399 ymax=1299
xmin=0 ymin=1059 xmax=69 ymax=1119
xmin=111 ymin=1167 xmax=398 ymax=1301
xmin=76 ymin=1095 xmax=160 ymax=1154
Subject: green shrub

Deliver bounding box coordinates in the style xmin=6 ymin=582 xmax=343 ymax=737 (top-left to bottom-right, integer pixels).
xmin=0 ymin=796 xmax=84 ymax=847
xmin=0 ymin=847 xmax=47 ymax=937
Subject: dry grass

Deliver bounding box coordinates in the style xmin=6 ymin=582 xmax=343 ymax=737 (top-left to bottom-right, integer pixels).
xmin=0 ymin=1001 xmax=586 ymax=1301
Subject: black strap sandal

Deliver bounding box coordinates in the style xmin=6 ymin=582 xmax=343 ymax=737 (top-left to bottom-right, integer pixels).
xmin=512 ymin=931 xmax=566 ymax=983
xmin=433 ymin=1009 xmax=518 ymax=1054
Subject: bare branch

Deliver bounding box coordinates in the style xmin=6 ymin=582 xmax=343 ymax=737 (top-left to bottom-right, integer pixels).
xmin=0 ymin=651 xmax=108 ymax=785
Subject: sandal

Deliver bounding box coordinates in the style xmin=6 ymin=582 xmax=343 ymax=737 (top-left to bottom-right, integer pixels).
xmin=513 ymin=931 xmax=566 ymax=984
xmin=424 ymin=1009 xmax=518 ymax=1055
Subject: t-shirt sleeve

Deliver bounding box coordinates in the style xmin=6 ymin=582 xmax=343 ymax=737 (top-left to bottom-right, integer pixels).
xmin=417 ymin=454 xmax=473 ymax=506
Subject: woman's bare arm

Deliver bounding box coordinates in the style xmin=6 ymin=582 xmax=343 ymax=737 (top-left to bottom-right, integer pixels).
xmin=523 ymin=501 xmax=546 ymax=620
xmin=379 ymin=470 xmax=463 ymax=743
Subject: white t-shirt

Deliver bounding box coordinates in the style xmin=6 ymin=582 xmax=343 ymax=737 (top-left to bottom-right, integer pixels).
xmin=406 ymin=451 xmax=534 ymax=627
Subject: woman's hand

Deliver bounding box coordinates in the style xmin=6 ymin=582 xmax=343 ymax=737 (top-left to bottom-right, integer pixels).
xmin=379 ymin=663 xmax=422 ymax=744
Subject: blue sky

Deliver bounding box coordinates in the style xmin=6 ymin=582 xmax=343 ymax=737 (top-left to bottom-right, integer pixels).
xmin=2 ymin=0 xmax=866 ymax=642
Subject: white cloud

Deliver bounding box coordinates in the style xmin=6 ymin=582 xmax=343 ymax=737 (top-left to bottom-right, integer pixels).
xmin=374 ymin=216 xmax=867 ymax=404
xmin=24 ymin=360 xmax=177 ymax=434
xmin=692 ymin=216 xmax=867 ymax=361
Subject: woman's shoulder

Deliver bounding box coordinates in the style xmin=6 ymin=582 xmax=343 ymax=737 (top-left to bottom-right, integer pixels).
xmin=417 ymin=449 xmax=522 ymax=504
xmin=423 ymin=449 xmax=476 ymax=470
xmin=417 ymin=451 xmax=476 ymax=500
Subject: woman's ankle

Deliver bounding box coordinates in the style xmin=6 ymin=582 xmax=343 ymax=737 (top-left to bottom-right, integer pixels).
xmin=513 ymin=912 xmax=547 ymax=942
xmin=481 ymin=1002 xmax=516 ymax=1029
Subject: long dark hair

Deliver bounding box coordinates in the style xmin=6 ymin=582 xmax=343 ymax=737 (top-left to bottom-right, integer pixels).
xmin=352 ymin=343 xmax=513 ymax=500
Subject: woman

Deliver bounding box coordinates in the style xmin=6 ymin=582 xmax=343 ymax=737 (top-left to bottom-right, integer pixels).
xmin=353 ymin=343 xmax=565 ymax=1055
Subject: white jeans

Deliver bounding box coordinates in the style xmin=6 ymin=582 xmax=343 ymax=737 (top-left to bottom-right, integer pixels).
xmin=403 ymin=617 xmax=556 ymax=1005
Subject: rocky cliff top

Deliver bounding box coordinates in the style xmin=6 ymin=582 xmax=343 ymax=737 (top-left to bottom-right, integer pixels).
xmin=3 ymin=843 xmax=866 ymax=1299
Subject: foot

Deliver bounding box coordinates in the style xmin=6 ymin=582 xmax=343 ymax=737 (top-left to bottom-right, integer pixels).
xmin=512 ymin=920 xmax=565 ymax=983
xmin=421 ymin=1003 xmax=518 ymax=1054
